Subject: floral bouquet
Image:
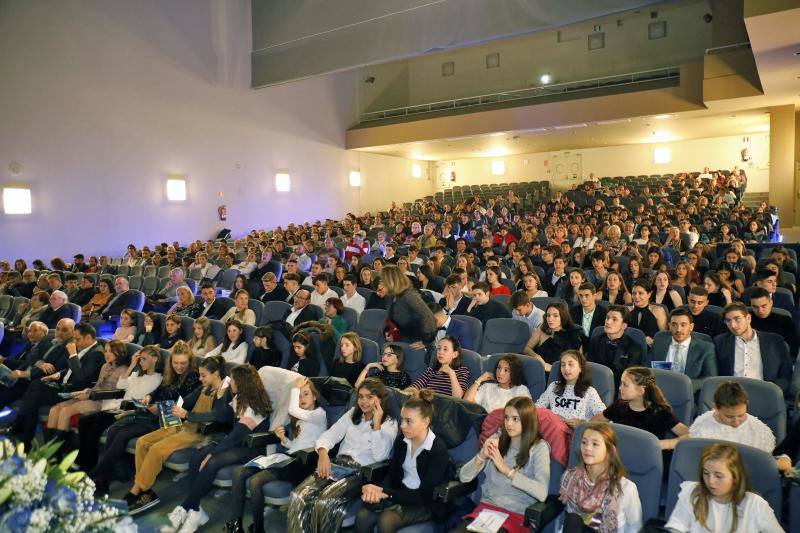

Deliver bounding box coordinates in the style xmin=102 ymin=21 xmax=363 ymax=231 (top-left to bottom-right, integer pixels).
xmin=0 ymin=438 xmax=137 ymax=532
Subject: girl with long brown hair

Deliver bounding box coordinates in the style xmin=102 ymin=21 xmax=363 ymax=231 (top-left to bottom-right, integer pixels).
xmin=559 ymin=422 xmax=642 ymax=532
xmin=454 ymin=396 xmax=550 ymax=533
xmin=168 ymin=364 xmax=272 ymax=533
xmin=593 ymin=366 xmax=689 ymax=450
xmin=665 ymin=442 xmax=782 ymax=532
xmin=227 ymin=376 xmax=326 ymax=533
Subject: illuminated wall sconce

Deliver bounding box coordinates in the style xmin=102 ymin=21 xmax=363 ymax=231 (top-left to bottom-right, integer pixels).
xmin=653 ymin=147 xmax=671 ymax=164
xmin=275 ymin=172 xmax=291 ymax=192
xmin=491 ymin=160 xmax=506 ymax=176
xmin=411 ymin=163 xmax=422 ymax=178
xmin=2 ymin=186 xmax=32 ymax=214
xmin=349 ymin=171 xmax=362 ymax=187
xmin=166 ymin=177 xmax=187 ymax=201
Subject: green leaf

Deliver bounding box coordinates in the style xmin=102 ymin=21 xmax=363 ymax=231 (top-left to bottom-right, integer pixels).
xmin=57 ymin=449 xmax=79 ymax=473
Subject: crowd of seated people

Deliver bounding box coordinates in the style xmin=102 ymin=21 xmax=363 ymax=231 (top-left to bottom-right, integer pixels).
xmin=0 ymin=167 xmax=797 ymax=531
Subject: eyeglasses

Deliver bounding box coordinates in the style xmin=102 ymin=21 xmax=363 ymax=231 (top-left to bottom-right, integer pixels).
xmin=381 ymin=351 xmax=395 ymax=356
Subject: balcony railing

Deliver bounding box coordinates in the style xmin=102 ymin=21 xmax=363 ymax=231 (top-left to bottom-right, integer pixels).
xmin=359 ymin=66 xmax=681 ymax=123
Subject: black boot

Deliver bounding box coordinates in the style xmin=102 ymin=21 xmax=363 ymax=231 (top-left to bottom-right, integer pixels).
xmin=224 ymin=519 xmax=244 ymax=533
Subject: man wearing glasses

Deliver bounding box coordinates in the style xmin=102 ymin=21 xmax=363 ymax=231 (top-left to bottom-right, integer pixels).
xmin=714 ymin=301 xmax=791 ymax=392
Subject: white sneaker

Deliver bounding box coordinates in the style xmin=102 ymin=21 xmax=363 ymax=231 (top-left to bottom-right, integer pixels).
xmin=177 ymin=507 xmax=209 ymax=533
xmin=166 ymin=506 xmax=187 ymax=530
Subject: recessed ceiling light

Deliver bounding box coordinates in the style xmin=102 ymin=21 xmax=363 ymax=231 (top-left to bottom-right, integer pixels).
xmin=597 ymin=118 xmax=632 ymax=125
xmin=554 ymin=123 xmax=588 ymax=130
xmin=653 ymin=114 xmax=674 ymax=120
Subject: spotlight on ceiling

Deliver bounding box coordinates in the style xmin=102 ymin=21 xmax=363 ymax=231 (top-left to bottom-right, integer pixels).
xmin=540 ymin=73 xmax=552 ymax=85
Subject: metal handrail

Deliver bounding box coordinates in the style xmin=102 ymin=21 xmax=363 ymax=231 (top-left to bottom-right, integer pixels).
xmin=360 ymin=66 xmax=680 ymax=122
xmin=705 ymin=42 xmax=751 ymax=55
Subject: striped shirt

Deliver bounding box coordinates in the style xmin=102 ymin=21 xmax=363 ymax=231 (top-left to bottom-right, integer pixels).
xmin=412 ymin=366 xmax=470 ymax=397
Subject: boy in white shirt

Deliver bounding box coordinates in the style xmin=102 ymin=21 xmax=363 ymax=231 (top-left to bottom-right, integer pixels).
xmin=689 ymin=380 xmax=775 ymax=453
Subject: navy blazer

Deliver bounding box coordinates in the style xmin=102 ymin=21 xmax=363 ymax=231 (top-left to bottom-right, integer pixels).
xmin=713 ymin=331 xmax=792 ymax=392
xmin=102 ymin=290 xmax=140 ymax=319
xmin=445 ymin=317 xmax=474 ymax=351
xmin=438 ymin=295 xmax=472 ymax=316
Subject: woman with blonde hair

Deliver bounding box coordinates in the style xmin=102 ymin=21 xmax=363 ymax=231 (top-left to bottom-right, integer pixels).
xmin=219 ymin=289 xmax=256 ymax=326
xmin=167 ymin=285 xmax=195 ymax=316
xmin=382 ymin=265 xmax=436 ymax=346
xmin=665 ymin=442 xmax=782 ymax=532
xmin=189 ymin=316 xmax=217 ymax=357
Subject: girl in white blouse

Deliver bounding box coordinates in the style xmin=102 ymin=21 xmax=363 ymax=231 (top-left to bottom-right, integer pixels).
xmin=464 ymin=354 xmax=531 ymax=412
xmin=206 ymin=319 xmax=248 ymax=364
xmin=665 ymin=442 xmax=783 ymax=533
xmin=227 ymin=376 xmax=327 ymax=533
xmin=558 ymin=422 xmax=642 ymax=533
xmin=219 ymin=289 xmax=257 ymax=326
xmin=536 ymin=350 xmax=606 ymax=429
xmin=287 ymin=378 xmax=398 ymax=533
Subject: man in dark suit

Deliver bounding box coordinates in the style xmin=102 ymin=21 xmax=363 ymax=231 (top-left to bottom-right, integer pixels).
xmin=278 ymin=289 xmax=321 ymax=335
xmin=543 ymin=254 xmax=567 ymax=297
xmin=259 ymin=272 xmax=289 ymax=304
xmin=0 ymin=321 xmax=54 ymax=406
xmin=101 ymin=277 xmax=140 ymax=319
xmin=742 ymin=269 xmax=795 ymax=315
xmin=749 ymin=287 xmax=799 ymax=359
xmin=686 ymin=285 xmax=726 ymax=338
xmin=70 ymin=254 xmax=89 ymax=273
xmin=587 ymin=305 xmax=644 ymax=384
xmin=571 ymin=282 xmax=607 ymax=351
xmin=281 ymin=273 xmax=302 ymax=306
xmin=249 ymin=250 xmax=282 ymax=281
xmin=467 ymin=282 xmax=511 ymax=326
xmin=428 ymin=303 xmax=474 ymax=351
xmin=37 ymin=290 xmax=72 ymax=329
xmin=714 ymin=301 xmax=792 ymax=392
xmin=12 ymin=321 xmax=104 ymax=448
xmin=191 ymin=283 xmax=228 ymax=320
xmin=647 ymin=308 xmax=717 ymax=393
xmin=438 ymin=274 xmax=471 ymax=316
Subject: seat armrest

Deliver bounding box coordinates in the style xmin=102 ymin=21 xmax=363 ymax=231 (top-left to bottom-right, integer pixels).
xmin=434 ymin=479 xmax=477 ymax=504
xmin=525 ymin=495 xmax=564 ymax=531
xmin=244 ymin=431 xmax=280 ymax=448
xmin=294 ymin=448 xmax=318 ymax=467
xmin=198 ymin=421 xmax=232 ymax=435
xmin=359 ymin=461 xmax=390 ymax=483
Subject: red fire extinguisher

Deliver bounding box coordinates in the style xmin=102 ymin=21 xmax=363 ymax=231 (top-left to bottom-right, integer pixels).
xmin=218 ymin=205 xmax=227 ymax=221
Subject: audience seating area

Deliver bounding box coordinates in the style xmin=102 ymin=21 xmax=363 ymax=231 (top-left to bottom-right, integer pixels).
xmin=1 ymin=168 xmax=797 ymax=532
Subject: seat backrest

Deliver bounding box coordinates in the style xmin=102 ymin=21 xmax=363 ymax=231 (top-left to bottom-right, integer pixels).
xmin=356 ymin=308 xmax=387 ymax=345
xmin=129 ymin=265 xmax=143 ymax=277
xmin=263 ymin=301 xmax=291 ymax=324
xmin=391 ymin=342 xmax=428 ymax=383
xmin=184 ymin=279 xmax=197 ymax=295
xmin=485 ymin=353 xmax=546 ymax=399
xmin=698 ymin=376 xmax=786 ymax=442
xmin=129 ymin=290 xmax=145 ymax=312
xmin=216 ymin=297 xmax=236 ymax=316
xmin=242 ymin=324 xmax=257 ymax=362
xmin=247 ymin=299 xmax=264 ymax=325
xmin=547 ymin=361 xmax=615 ymax=406
xmin=66 ymin=303 xmax=82 ymax=323
xmin=490 ymin=294 xmax=510 ymax=309
xmin=651 ymin=368 xmax=693 ymax=425
xmin=340 ymin=307 xmax=358 ymax=332
xmin=142 ymin=276 xmax=159 ymax=296
xmin=665 ymin=439 xmax=782 ymax=519
xmin=450 ymin=314 xmax=483 ymax=352
xmin=143 ymin=265 xmax=157 ymax=278
xmin=180 ymin=316 xmax=195 ymax=342
xmin=128 ymin=275 xmax=143 ymax=291
xmin=209 ymin=319 xmax=227 ymax=344
xmin=217 ymin=269 xmax=239 ymax=290
xmin=479 ymin=318 xmax=530 ymax=355
xmin=531 ymin=297 xmax=567 ymax=312
xmin=157 ymin=266 xmax=171 ymax=278
xmin=355 ymin=287 xmax=374 ymax=301
xmin=570 ymin=423 xmax=662 ymax=522
xmin=443 ymin=348 xmax=481 ymax=387
xmin=359 ymin=337 xmax=379 ymax=365
xmin=0 ymin=295 xmax=13 ymax=320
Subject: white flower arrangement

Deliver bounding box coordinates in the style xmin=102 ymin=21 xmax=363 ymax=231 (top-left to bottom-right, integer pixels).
xmin=0 ymin=438 xmax=136 ymax=532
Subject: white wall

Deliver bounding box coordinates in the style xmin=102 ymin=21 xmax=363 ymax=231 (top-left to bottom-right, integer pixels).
xmin=436 ymin=133 xmax=769 ymax=192
xmin=0 ymin=0 xmax=431 ymax=262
